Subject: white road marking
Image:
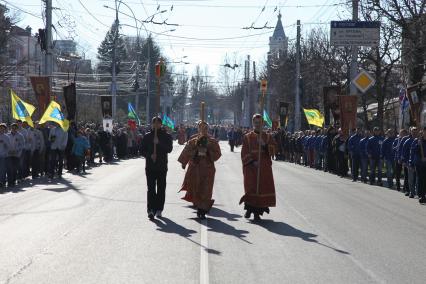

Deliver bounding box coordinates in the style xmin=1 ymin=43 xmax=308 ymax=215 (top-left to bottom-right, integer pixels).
xmin=200 ymin=218 xmax=209 ymax=284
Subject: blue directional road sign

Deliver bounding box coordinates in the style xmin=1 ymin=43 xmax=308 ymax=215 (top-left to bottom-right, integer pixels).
xmin=330 ymin=21 xmax=381 ymax=46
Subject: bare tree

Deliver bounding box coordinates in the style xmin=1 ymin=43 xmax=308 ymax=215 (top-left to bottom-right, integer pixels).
xmin=370 ymin=0 xmax=426 ymax=84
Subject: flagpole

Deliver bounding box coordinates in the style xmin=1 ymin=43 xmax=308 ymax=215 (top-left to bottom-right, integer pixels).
xmin=257 ymin=80 xmax=267 ymax=195
xmin=153 ymin=59 xmax=165 ymax=163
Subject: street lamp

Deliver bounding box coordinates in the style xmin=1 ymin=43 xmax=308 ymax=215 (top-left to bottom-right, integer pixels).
xmin=103 ymin=1 xmax=168 ymax=120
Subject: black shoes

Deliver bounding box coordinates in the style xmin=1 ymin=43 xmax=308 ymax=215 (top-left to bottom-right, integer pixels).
xmin=253 ymin=213 xmax=261 ymax=222
xmin=148 ymin=210 xmax=155 ymax=220
xmin=419 ymin=197 xmax=426 ymax=204
xmin=197 ymin=209 xmax=206 ymax=220
xmin=244 ymin=210 xmax=252 ymax=219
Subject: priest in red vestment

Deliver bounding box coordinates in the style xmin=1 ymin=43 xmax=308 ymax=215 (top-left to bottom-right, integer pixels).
xmin=178 ymin=121 xmax=222 ymax=219
xmin=240 ymin=114 xmax=276 ymax=221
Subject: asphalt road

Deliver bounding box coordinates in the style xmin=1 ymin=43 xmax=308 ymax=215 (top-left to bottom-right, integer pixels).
xmin=1 ymin=141 xmax=426 ymax=284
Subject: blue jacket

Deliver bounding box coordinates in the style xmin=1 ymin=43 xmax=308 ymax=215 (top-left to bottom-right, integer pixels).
xmin=367 ymin=135 xmax=383 ymax=159
xmin=72 ymin=136 xmax=90 ymax=157
xmin=302 ymin=136 xmax=309 ymax=151
xmin=381 ymin=137 xmax=395 ymax=161
xmin=359 ymin=137 xmax=369 ymax=158
xmin=392 ymin=138 xmax=400 ymax=161
xmin=402 ymin=137 xmax=414 ymax=164
xmin=409 ymin=138 xmax=426 ymax=167
xmin=396 ymin=136 xmax=409 ymax=162
xmin=308 ymin=136 xmax=316 ymax=150
xmin=314 ymin=136 xmax=322 ymax=152
xmin=348 ymin=134 xmax=362 ymax=157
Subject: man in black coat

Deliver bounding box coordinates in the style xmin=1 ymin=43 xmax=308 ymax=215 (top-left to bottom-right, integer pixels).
xmin=141 ymin=117 xmax=173 ymax=220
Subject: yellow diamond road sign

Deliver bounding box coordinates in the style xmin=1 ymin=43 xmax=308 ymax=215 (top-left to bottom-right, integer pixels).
xmin=353 ymin=70 xmax=375 ymax=93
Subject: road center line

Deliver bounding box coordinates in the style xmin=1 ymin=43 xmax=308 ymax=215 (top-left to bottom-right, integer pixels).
xmin=200 ymin=218 xmax=209 ymax=284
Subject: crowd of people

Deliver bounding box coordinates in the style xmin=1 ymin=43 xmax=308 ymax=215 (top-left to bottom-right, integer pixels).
xmin=1 ymin=117 xmax=424 ymax=213
xmin=266 ymin=125 xmax=426 ymax=205
xmin=0 ymin=120 xmax=150 ymax=192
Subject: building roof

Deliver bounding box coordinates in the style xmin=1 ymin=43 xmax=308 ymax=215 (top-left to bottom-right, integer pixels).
xmin=272 ymin=13 xmax=286 ymax=39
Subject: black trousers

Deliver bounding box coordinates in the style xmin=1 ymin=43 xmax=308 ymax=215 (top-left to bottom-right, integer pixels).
xmin=351 ymin=155 xmax=360 ymax=181
xmin=49 ymin=149 xmax=64 ymax=177
xmin=31 ymin=150 xmax=40 ymax=178
xmin=146 ymin=170 xmax=167 ymax=213
xmin=395 ymin=162 xmax=403 ymax=189
xmin=417 ymin=165 xmax=426 ymax=199
xmin=229 ymin=140 xmax=235 ymax=152
xmin=7 ymin=157 xmax=19 ymax=186
xmin=403 ymin=166 xmax=409 ymax=192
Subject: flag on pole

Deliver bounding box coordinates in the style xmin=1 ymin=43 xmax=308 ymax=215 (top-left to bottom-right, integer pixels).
xmin=399 ymin=88 xmax=409 ymax=112
xmin=128 ymin=103 xmax=140 ymax=125
xmin=303 ymin=108 xmax=324 ymax=127
xmin=10 ymin=89 xmax=36 ymax=127
xmin=162 ymin=114 xmax=175 ymax=130
xmin=263 ymin=110 xmax=273 ymax=128
xmin=39 ymin=100 xmax=69 ymax=131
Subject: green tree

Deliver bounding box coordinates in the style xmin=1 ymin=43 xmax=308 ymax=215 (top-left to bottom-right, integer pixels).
xmin=97 ymin=22 xmax=127 ymax=76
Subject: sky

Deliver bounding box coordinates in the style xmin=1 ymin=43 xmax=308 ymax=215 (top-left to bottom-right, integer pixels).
xmin=4 ymin=0 xmax=352 ymax=83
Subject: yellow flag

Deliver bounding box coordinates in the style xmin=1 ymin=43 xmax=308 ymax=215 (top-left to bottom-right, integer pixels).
xmin=39 ymin=100 xmax=69 ymax=131
xmin=10 ymin=89 xmax=36 ymax=127
xmin=303 ymin=108 xmax=324 ymax=127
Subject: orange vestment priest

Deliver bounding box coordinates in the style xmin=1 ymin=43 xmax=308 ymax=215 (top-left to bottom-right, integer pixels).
xmin=240 ymin=131 xmax=276 ymax=213
xmin=178 ymin=135 xmax=222 ymax=212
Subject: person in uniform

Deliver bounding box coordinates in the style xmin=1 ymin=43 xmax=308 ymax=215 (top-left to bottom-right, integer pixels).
xmin=394 ymin=129 xmax=408 ymax=191
xmin=177 ymin=124 xmax=187 ymax=145
xmin=367 ymin=127 xmax=384 ymax=185
xmin=240 ymin=114 xmax=277 ymax=221
xmin=141 ymin=117 xmax=173 ymax=220
xmin=227 ymin=127 xmax=237 ymax=152
xmin=410 ymin=126 xmax=426 ymax=204
xmin=348 ymin=128 xmax=363 ymax=181
xmin=178 ymin=121 xmax=222 ymax=219
xmin=381 ymin=129 xmax=395 ymax=188
xmin=48 ymin=122 xmax=68 ymax=178
xmin=0 ymin=124 xmax=10 ymax=190
xmin=402 ymin=127 xmax=418 ymax=198
xmin=7 ymin=123 xmax=25 ymax=187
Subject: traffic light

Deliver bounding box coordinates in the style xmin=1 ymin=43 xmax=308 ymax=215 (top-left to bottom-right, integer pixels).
xmin=37 ymin=29 xmax=47 ymax=52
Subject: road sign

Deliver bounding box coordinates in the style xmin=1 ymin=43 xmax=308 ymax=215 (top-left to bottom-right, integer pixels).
xmin=352 ymin=70 xmax=375 ymax=93
xmin=261 ymin=79 xmax=267 ymax=92
xmin=330 ymin=21 xmax=380 ymax=46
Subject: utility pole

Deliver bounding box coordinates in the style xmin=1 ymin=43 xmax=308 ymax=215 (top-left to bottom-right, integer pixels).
xmin=135 ymin=35 xmax=140 ymax=115
xmin=243 ymin=55 xmax=250 ymax=127
xmin=146 ymin=38 xmax=151 ymax=123
xmin=295 ymin=20 xmax=301 ymax=131
xmin=111 ymin=0 xmax=119 ymax=120
xmin=44 ymin=0 xmax=53 ymax=95
xmin=350 ymin=0 xmax=359 ymax=95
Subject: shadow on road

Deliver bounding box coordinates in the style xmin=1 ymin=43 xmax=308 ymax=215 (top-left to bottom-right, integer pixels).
xmin=256 ymin=220 xmax=349 ymax=255
xmin=208 ymin=207 xmax=242 ymax=221
xmin=154 ymin=217 xmax=197 ymax=238
xmin=153 ymin=217 xmax=221 ymax=255
xmin=192 ymin=217 xmax=252 ymax=244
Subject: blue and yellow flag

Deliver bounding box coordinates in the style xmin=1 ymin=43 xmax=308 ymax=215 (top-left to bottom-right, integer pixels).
xmin=39 ymin=100 xmax=69 ymax=131
xmin=10 ymin=89 xmax=36 ymax=127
